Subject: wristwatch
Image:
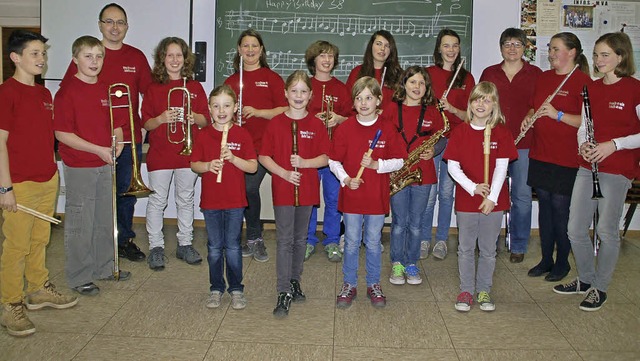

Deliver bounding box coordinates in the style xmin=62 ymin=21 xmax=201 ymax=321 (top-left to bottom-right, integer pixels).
xmin=0 ymin=186 xmax=13 ymax=194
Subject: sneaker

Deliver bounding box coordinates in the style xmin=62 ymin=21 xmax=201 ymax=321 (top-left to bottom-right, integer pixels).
xmin=241 ymin=243 xmax=254 ymax=258
xmin=26 ymin=281 xmax=79 ymax=310
xmin=230 ymin=291 xmax=247 ymax=310
xmin=147 ymin=247 xmax=166 ymax=271
xmin=206 ymin=291 xmax=222 ymax=309
xmin=98 ymin=270 xmax=131 ymax=281
xmin=325 ymin=244 xmax=342 ymax=262
xmin=432 ymin=240 xmax=448 ymax=260
xmin=477 ymin=291 xmax=495 ymax=311
xmin=579 ymin=288 xmax=607 ymax=311
xmin=455 ymin=291 xmax=473 ymax=312
xmin=1 ymin=302 xmax=35 ymax=337
xmin=338 ymin=235 xmax=345 ymax=253
xmin=553 ymin=278 xmax=591 ymax=295
xmin=290 ymin=279 xmax=306 ymax=303
xmin=252 ymin=239 xmax=269 ymax=262
xmin=72 ymin=282 xmax=100 ymax=296
xmin=336 ymin=283 xmax=357 ymax=309
xmin=176 ymin=245 xmax=203 ymax=265
xmin=304 ymin=244 xmax=315 ymax=261
xmin=272 ymin=292 xmax=292 ymax=317
xmin=420 ymin=241 xmax=430 ymax=259
xmin=389 ymin=262 xmax=406 ymax=285
xmin=118 ymin=239 xmax=146 ymax=262
xmin=405 ymin=264 xmax=423 ymax=285
xmin=366 ymin=283 xmax=386 ymax=308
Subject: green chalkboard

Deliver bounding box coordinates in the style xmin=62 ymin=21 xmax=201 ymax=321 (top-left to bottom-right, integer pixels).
xmin=214 ymin=0 xmax=473 ymax=84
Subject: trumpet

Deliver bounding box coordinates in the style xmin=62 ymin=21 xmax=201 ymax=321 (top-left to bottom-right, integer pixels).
xmin=167 ymin=77 xmax=193 ymax=156
xmin=108 ymin=83 xmax=153 ymax=280
xmin=320 ymin=85 xmax=335 ymax=139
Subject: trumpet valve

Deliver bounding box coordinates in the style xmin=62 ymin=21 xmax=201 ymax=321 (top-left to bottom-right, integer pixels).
xmin=115 ymin=90 xmax=124 ymax=98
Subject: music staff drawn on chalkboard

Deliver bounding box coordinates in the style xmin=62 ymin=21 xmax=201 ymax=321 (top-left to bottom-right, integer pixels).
xmin=223 ymin=10 xmax=470 ymax=38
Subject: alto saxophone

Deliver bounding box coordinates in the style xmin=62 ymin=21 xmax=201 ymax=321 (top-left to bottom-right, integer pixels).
xmin=390 ymin=101 xmax=450 ymax=196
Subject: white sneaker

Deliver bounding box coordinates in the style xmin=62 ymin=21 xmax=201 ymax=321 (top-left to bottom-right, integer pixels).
xmin=420 ymin=241 xmax=430 ymax=259
xmin=432 ymin=240 xmax=448 ymax=260
xmin=339 ymin=235 xmax=345 ymax=253
xmin=230 ymin=291 xmax=247 ymax=310
xmin=206 ymin=291 xmax=222 ymax=309
xmin=389 ymin=262 xmax=406 ymax=285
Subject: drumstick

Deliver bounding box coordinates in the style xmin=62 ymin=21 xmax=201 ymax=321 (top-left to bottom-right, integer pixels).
xmin=17 ymin=204 xmax=61 ymax=224
xmin=216 ymin=122 xmax=230 ymax=183
xmin=354 ymin=129 xmax=383 ymax=182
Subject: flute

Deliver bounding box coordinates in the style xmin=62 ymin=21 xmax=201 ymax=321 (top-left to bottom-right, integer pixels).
xmin=514 ymin=64 xmax=579 ymax=145
xmin=380 ymin=66 xmax=387 ymax=89
xmin=216 ymin=122 xmax=230 ymax=183
xmin=483 ymin=125 xmax=492 ymax=192
xmin=443 ymin=58 xmax=465 ymax=99
xmin=354 ymin=129 xmax=383 ymax=182
xmin=238 ymin=56 xmax=243 ymax=127
xmin=292 ymin=120 xmax=299 ymax=206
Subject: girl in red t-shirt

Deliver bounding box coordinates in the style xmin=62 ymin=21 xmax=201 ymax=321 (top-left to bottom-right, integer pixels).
xmin=142 ymin=37 xmax=210 ymax=270
xmin=259 ymin=71 xmax=330 ymax=317
xmin=444 ymin=82 xmax=517 ymax=312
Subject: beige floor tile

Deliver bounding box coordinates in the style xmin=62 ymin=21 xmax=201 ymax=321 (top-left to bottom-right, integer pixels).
xmin=98 ymin=291 xmax=222 ymax=340
xmin=611 ymin=270 xmax=640 ymax=306
xmin=0 ymin=332 xmax=92 ymax=361
xmin=214 ymin=298 xmax=335 ymax=346
xmin=73 ymin=335 xmax=210 ymax=361
xmin=539 ymin=302 xmax=640 ymax=352
xmin=242 ymin=259 xmax=277 ymax=301
xmin=138 ymin=258 xmax=209 ymax=294
xmin=439 ymin=302 xmax=573 ymax=350
xmin=456 ymin=349 xmax=582 ymax=361
xmin=204 ymin=341 xmax=333 ymax=361
xmin=578 ymin=351 xmax=640 ymax=361
xmin=333 ymin=346 xmax=459 ymax=361
xmin=334 ymin=300 xmax=452 ymax=349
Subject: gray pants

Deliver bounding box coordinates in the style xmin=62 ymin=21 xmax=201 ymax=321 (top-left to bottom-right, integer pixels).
xmin=457 ymin=211 xmax=502 ymax=294
xmin=568 ymin=168 xmax=631 ymax=292
xmin=274 ymin=205 xmax=312 ymax=293
xmin=63 ymin=164 xmax=114 ymax=288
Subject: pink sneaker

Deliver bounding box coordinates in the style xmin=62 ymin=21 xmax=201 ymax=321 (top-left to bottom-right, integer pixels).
xmin=336 ymin=283 xmax=357 ymax=309
xmin=366 ymin=283 xmax=386 ymax=308
xmin=455 ymin=291 xmax=473 ymax=312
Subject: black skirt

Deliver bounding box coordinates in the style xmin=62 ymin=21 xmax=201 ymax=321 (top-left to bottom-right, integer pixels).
xmin=528 ymin=158 xmax=578 ymax=196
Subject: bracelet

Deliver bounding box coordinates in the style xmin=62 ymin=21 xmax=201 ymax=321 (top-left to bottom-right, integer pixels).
xmin=556 ymin=111 xmax=564 ymax=122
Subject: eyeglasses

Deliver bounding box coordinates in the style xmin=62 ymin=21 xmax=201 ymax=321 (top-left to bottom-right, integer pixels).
xmin=502 ymin=42 xmax=524 ymax=49
xmin=100 ymin=19 xmax=127 ymax=27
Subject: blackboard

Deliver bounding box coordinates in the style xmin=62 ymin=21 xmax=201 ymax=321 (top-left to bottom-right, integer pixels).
xmin=214 ymin=0 xmax=473 ymax=84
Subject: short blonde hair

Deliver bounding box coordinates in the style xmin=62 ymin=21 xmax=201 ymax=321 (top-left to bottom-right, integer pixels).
xmin=351 ymin=76 xmax=382 ymax=103
xmin=466 ymin=81 xmax=505 ymax=128
xmin=72 ymin=35 xmax=104 ymax=58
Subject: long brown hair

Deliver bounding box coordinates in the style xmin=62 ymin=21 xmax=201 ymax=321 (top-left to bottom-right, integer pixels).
xmin=151 ymin=37 xmax=195 ymax=84
xmin=551 ymin=32 xmax=590 ymax=76
xmin=433 ymin=28 xmax=468 ymax=90
xmin=357 ymin=30 xmax=402 ymax=90
xmin=232 ymin=29 xmax=269 ymax=72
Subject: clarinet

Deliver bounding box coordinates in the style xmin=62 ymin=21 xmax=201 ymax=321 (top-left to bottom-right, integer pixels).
xmin=581 ymin=85 xmax=603 ymax=256
xmin=291 ymin=120 xmax=299 ymax=207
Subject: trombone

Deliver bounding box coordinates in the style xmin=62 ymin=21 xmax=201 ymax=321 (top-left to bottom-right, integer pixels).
xmin=108 ymin=83 xmax=154 ymax=280
xmin=167 ymin=77 xmax=193 ymax=156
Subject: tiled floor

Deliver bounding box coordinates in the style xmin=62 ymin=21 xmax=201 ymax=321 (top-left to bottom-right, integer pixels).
xmin=1 ymin=221 xmax=639 ymax=361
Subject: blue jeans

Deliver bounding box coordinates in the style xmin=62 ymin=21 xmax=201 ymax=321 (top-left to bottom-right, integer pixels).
xmin=536 ymin=188 xmax=572 ymax=273
xmin=203 ymin=208 xmax=244 ymax=294
xmin=390 ymin=184 xmax=431 ymax=265
xmin=421 ymin=147 xmax=455 ymax=242
xmin=342 ymin=213 xmax=384 ymax=287
xmin=116 ymin=144 xmax=142 ymax=246
xmin=307 ymin=166 xmax=341 ymax=247
xmin=508 ymin=149 xmax=532 ymax=253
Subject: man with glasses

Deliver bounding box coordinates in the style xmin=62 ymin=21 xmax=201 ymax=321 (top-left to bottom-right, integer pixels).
xmin=479 ymin=28 xmax=542 ymax=264
xmin=63 ymin=3 xmax=152 ymax=263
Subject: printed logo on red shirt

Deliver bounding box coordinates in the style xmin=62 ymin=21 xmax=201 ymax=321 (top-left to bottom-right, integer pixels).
xmin=300 ymin=130 xmax=315 ymax=139
xmin=373 ymin=140 xmax=386 ymax=148
xmin=557 ymin=90 xmax=569 ymax=97
xmin=482 ymin=141 xmax=498 ymax=150
xmin=422 ymin=120 xmax=433 ymax=128
xmin=228 ymin=141 xmax=241 ymax=151
xmin=101 ymin=99 xmax=109 ymax=107
xmin=255 ymin=81 xmax=268 ymax=88
xmin=609 ymin=101 xmax=624 ymax=110
xmin=43 ymin=102 xmax=53 ymax=111
xmin=122 ymin=66 xmax=137 ymax=73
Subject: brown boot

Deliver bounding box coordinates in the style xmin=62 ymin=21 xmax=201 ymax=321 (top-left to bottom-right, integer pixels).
xmin=26 ymin=281 xmax=79 ymax=310
xmin=1 ymin=302 xmax=36 ymax=337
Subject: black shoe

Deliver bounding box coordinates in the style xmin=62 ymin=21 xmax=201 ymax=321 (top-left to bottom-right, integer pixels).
xmin=290 ymin=279 xmax=306 ymax=303
xmin=553 ymin=278 xmax=591 ymax=295
xmin=73 ymin=282 xmax=100 ymax=296
xmin=98 ymin=270 xmax=131 ymax=281
xmin=509 ymin=253 xmax=525 ymax=263
xmin=527 ymin=263 xmax=552 ymax=277
xmin=579 ymin=288 xmax=607 ymax=311
xmin=545 ymin=267 xmax=570 ymax=282
xmin=272 ymin=292 xmax=292 ymax=318
xmin=118 ymin=240 xmax=146 ymax=262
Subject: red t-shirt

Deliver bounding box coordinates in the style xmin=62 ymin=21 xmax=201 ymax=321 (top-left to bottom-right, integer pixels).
xmin=142 ymin=79 xmax=210 ymax=171
xmin=224 ymin=67 xmax=287 ymax=153
xmin=330 ymin=116 xmax=407 ymax=215
xmin=63 ymin=44 xmax=152 ymax=143
xmin=309 ymin=77 xmax=353 ymax=122
xmin=444 ymin=123 xmax=518 ymax=212
xmin=528 ymin=69 xmax=592 ymax=168
xmin=581 ymin=77 xmax=640 ymax=179
xmin=191 ymin=124 xmax=256 ymax=210
xmin=0 ymin=78 xmax=57 ymax=182
xmin=426 ymin=65 xmax=475 ymax=133
xmin=54 ymin=77 xmax=126 ymax=167
xmin=260 ymin=112 xmax=330 ymax=206
xmin=346 ymin=65 xmax=395 ymax=110
xmin=480 ymin=61 xmax=542 ymax=149
xmin=382 ymin=102 xmax=444 ymax=184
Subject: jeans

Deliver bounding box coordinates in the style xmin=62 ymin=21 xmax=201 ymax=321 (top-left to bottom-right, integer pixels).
xmin=342 ymin=213 xmax=385 ymax=286
xmin=307 ymin=166 xmax=341 ymax=247
xmin=244 ymin=163 xmax=267 ymax=241
xmin=508 ymin=149 xmax=532 ymax=254
xmin=146 ymin=168 xmax=198 ymax=248
xmin=421 ymin=146 xmax=455 ymax=242
xmin=274 ymin=205 xmax=313 ymax=293
xmin=203 ymin=208 xmax=245 ymax=294
xmin=116 ymin=144 xmax=142 ymax=246
xmin=536 ymin=188 xmax=572 ymax=274
xmin=568 ymin=168 xmax=630 ymax=292
xmin=457 ymin=212 xmax=502 ymax=294
xmin=390 ymin=184 xmax=431 ymax=265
